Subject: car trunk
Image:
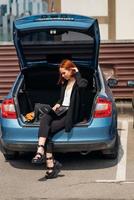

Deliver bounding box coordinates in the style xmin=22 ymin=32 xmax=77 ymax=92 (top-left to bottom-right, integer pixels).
xmin=16 ymin=63 xmax=97 ymax=125
xmin=13 ymin=15 xmax=100 ymax=124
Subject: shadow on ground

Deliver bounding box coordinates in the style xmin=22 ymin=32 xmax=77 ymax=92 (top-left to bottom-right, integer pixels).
xmin=0 ymin=150 xmax=119 ymax=171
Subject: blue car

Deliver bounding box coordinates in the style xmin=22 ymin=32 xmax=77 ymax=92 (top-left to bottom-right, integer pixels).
xmin=0 ymin=13 xmax=118 ymax=160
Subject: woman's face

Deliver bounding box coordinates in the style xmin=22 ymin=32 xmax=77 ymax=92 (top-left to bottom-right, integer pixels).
xmin=60 ymin=68 xmax=73 ymax=80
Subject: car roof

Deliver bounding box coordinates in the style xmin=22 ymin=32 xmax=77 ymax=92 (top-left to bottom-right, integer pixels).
xmin=14 ymin=13 xmax=97 ymax=32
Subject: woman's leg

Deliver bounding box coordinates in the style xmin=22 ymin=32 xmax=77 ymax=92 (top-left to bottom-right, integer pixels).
xmin=32 ymin=113 xmax=53 ymax=163
xmin=44 ymin=115 xmax=66 ymax=178
xmin=33 ymin=137 xmax=46 ymax=160
xmin=45 ymin=143 xmax=62 ymax=179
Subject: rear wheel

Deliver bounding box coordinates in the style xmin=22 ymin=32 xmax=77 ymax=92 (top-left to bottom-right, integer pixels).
xmin=3 ymin=152 xmax=19 ymax=160
xmin=2 ymin=148 xmax=19 ymax=160
xmin=102 ymin=133 xmax=119 ymax=159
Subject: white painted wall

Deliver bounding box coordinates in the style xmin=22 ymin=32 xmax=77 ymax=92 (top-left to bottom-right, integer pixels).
xmin=61 ymin=0 xmax=108 ymax=16
xmin=99 ymin=24 xmax=108 ymax=40
xmin=116 ymin=0 xmax=134 ymax=40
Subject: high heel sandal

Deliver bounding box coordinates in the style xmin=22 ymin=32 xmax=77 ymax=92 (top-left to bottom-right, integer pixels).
xmin=45 ymin=157 xmax=62 ymax=179
xmin=32 ymin=144 xmax=45 ymax=165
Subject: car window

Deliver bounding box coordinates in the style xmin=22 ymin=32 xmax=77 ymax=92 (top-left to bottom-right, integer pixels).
xmin=19 ymin=29 xmax=95 ymax=67
xmin=21 ymin=29 xmax=93 ymax=43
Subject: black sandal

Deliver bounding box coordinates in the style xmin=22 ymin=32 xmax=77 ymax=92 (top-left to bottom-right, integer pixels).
xmin=32 ymin=144 xmax=45 ymax=165
xmin=45 ymin=157 xmax=62 ymax=179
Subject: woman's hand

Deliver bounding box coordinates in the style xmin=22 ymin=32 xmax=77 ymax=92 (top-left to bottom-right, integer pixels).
xmin=52 ymin=103 xmax=60 ymax=111
xmin=72 ymin=67 xmax=79 ymax=73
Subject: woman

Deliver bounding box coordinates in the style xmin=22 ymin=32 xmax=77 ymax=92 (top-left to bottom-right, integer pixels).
xmin=32 ymin=59 xmax=88 ymax=179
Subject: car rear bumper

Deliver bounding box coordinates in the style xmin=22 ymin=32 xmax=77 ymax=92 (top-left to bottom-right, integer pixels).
xmin=1 ymin=136 xmax=116 ymax=153
xmin=0 ymin=117 xmax=117 ymax=153
xmin=53 ymin=137 xmax=116 ymax=152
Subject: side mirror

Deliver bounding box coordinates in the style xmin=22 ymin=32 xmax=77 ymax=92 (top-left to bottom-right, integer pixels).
xmin=107 ymin=78 xmax=118 ymax=88
xmin=127 ymin=80 xmax=134 ymax=87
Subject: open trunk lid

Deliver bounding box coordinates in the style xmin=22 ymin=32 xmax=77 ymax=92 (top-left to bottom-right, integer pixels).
xmin=13 ymin=13 xmax=100 ymax=72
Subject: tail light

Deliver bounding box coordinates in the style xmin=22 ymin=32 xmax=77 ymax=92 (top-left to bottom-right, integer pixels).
xmin=94 ymin=97 xmax=112 ymax=118
xmin=1 ymin=98 xmax=17 ymax=119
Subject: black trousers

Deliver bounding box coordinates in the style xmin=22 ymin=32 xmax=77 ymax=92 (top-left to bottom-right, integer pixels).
xmin=38 ymin=113 xmax=66 ymax=153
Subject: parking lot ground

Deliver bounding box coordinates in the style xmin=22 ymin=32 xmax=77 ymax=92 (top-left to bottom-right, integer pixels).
xmin=0 ymin=101 xmax=134 ymax=200
xmin=126 ymin=119 xmax=134 ymax=181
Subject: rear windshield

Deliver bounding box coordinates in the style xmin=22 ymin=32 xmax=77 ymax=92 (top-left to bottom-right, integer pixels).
xmin=20 ymin=29 xmax=95 ymax=66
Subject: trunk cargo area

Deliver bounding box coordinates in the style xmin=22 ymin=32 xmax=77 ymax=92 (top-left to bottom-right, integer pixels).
xmin=17 ymin=65 xmax=97 ymax=124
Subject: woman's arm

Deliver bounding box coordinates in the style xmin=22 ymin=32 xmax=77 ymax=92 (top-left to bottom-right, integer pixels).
xmin=72 ymin=67 xmax=88 ymax=88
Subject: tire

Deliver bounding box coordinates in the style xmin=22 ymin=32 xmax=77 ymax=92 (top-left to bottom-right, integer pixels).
xmin=102 ymin=133 xmax=119 ymax=159
xmin=3 ymin=153 xmax=18 ymax=160
xmin=2 ymin=149 xmax=19 ymax=160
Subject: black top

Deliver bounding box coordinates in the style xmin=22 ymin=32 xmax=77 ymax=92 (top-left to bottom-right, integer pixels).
xmin=57 ymin=72 xmax=89 ymax=132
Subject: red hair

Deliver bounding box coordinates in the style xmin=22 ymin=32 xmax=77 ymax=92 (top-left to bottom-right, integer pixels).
xmin=58 ymin=59 xmax=77 ymax=84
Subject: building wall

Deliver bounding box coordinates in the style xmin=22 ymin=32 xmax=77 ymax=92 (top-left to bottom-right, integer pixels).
xmin=61 ymin=0 xmax=108 ymax=40
xmin=0 ymin=0 xmax=134 ymax=41
xmin=61 ymin=0 xmax=108 ymax=16
xmin=116 ymin=0 xmax=134 ymax=40
xmin=0 ymin=0 xmax=48 ymax=41
xmin=61 ymin=0 xmax=134 ymax=41
xmin=0 ymin=0 xmax=48 ymax=16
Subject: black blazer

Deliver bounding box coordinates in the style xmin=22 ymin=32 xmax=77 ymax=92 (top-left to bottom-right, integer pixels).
xmin=57 ymin=72 xmax=88 ymax=132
